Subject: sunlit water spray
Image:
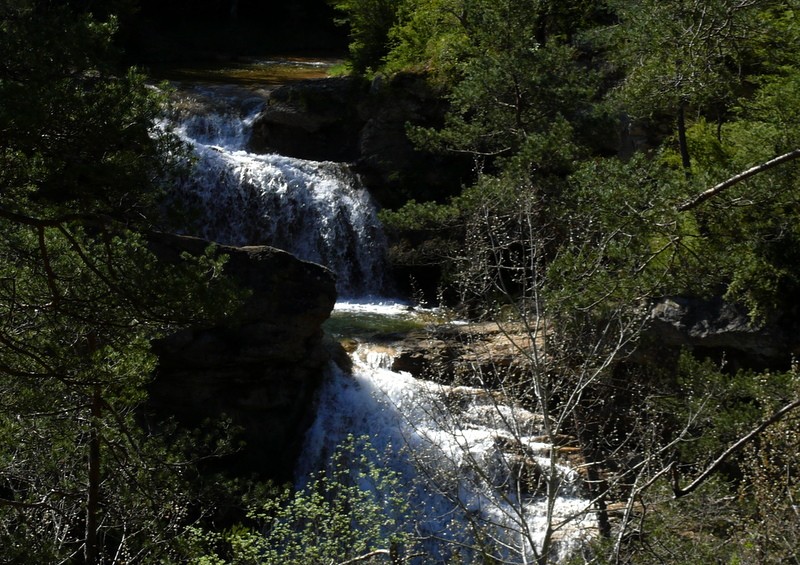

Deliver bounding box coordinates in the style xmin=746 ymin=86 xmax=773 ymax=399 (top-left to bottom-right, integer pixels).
xmin=298 ymin=302 xmax=597 ymax=563
xmin=162 ymin=83 xmax=388 ymax=296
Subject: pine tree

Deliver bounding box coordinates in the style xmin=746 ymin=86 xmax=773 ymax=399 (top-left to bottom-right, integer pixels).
xmin=0 ymin=2 xmax=240 ymax=562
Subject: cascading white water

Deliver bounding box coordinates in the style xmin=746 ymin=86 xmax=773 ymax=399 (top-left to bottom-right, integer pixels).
xmin=163 ymin=85 xmax=388 ymax=296
xmin=298 ymin=303 xmax=597 ymax=563
xmin=165 ymin=73 xmax=594 ymax=563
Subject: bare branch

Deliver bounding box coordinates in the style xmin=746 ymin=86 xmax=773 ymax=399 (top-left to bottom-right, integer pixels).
xmin=677 ymin=148 xmax=800 ymax=212
xmin=672 ymin=397 xmax=800 ymax=498
xmin=0 ymin=497 xmax=54 ymax=510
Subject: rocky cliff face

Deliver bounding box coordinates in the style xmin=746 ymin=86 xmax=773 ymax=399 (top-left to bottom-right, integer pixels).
xmin=147 ymin=233 xmax=337 ymax=480
xmin=249 ymin=76 xmax=367 ymax=162
xmin=249 ymin=72 xmax=472 ymax=209
xmin=642 ymin=296 xmax=799 ymax=371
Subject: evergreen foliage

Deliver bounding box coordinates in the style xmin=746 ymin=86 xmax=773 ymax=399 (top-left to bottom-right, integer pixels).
xmin=328 ymin=0 xmax=401 ymax=74
xmin=375 ymin=0 xmax=800 ymax=317
xmin=355 ymin=1 xmax=800 ymax=561
xmin=0 ymin=2 xmax=243 ymax=562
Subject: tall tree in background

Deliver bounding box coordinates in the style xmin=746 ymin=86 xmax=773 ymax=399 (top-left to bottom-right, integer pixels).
xmin=328 ymin=0 xmax=400 ymax=73
xmin=0 ymin=2 xmax=239 ymax=562
xmin=604 ymin=0 xmax=766 ymax=174
xmin=601 ymin=0 xmax=800 ymax=317
xmin=397 ymin=0 xmax=599 ymax=168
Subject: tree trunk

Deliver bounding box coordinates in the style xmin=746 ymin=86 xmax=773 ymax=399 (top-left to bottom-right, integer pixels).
xmin=85 ymin=385 xmax=102 ymax=565
xmin=677 ymin=99 xmax=691 ymax=177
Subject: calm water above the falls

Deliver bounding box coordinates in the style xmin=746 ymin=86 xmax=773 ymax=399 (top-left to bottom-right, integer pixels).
xmin=151 ymin=56 xmax=341 ymax=87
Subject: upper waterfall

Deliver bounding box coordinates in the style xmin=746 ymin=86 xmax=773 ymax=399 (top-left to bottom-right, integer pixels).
xmin=162 ymin=84 xmax=389 ymax=297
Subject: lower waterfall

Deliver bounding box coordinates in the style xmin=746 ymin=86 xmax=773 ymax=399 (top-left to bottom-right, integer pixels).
xmin=296 ymin=302 xmax=597 ymax=563
xmin=163 ymin=69 xmax=595 ymax=563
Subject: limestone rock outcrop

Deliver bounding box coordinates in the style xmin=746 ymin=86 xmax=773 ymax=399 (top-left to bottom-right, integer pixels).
xmin=248 ymin=72 xmax=471 ymax=209
xmin=390 ymin=322 xmax=533 ymax=385
xmin=147 ymin=233 xmax=337 ymax=480
xmin=642 ymin=296 xmax=798 ymax=371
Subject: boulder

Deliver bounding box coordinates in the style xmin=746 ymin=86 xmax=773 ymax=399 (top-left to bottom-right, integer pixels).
xmin=642 ymin=296 xmax=797 ymax=371
xmin=147 ymin=233 xmax=338 ymax=480
xmin=248 ymin=76 xmax=369 ymax=162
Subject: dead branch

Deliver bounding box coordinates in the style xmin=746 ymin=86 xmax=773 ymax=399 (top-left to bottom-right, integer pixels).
xmin=677 ymin=148 xmax=800 ymax=212
xmin=336 ymin=549 xmax=392 ymax=564
xmin=671 ymin=397 xmax=800 ymax=498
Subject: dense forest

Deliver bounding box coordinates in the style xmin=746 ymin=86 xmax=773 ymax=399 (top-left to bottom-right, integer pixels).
xmin=2 ymin=0 xmax=800 ymax=563
xmin=337 ymin=1 xmax=800 ymax=563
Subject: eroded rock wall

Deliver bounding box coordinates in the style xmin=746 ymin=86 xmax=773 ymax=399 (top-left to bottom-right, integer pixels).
xmin=248 ymin=72 xmax=472 ymax=209
xmin=147 ymin=233 xmax=337 ymax=480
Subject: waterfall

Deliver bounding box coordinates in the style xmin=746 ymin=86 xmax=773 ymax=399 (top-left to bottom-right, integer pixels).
xmin=164 ymin=74 xmax=594 ymax=563
xmin=297 ymin=303 xmax=597 ymax=563
xmin=163 ymin=85 xmax=388 ymax=297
